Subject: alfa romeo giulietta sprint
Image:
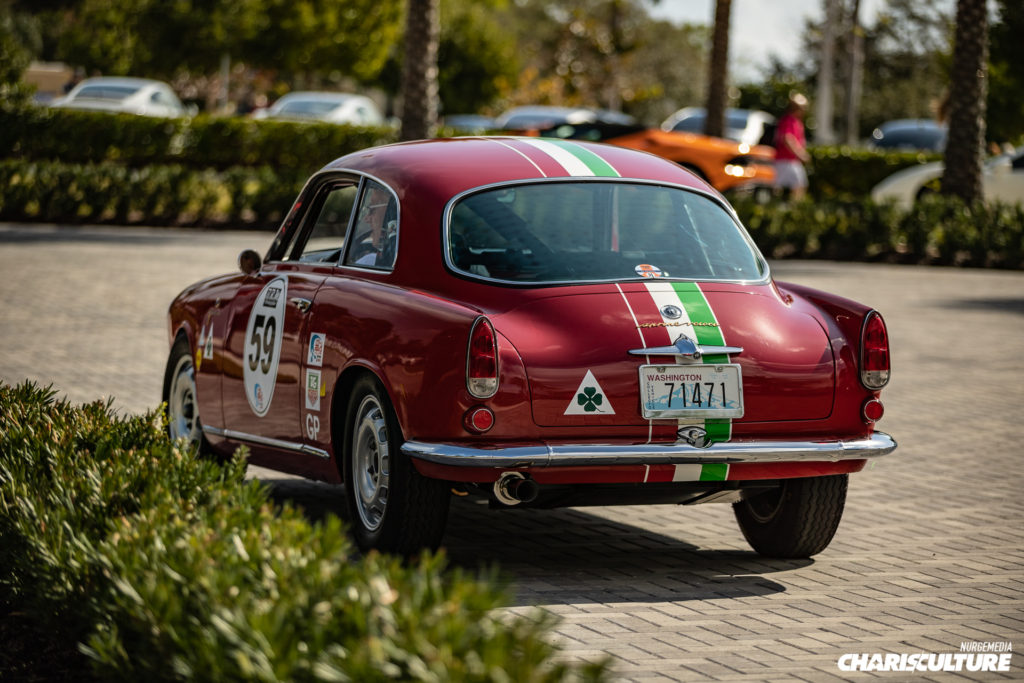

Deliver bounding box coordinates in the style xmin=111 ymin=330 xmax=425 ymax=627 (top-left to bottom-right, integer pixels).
xmin=164 ymin=137 xmax=895 ymax=557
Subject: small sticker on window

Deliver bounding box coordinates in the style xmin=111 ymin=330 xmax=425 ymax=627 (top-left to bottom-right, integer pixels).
xmin=635 ymin=264 xmax=668 ymax=278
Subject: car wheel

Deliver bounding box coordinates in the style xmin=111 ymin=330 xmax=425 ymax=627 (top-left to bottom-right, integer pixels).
xmin=163 ymin=336 xmax=214 ymax=457
xmin=343 ymin=376 xmax=450 ymax=555
xmin=732 ymin=474 xmax=848 ymax=558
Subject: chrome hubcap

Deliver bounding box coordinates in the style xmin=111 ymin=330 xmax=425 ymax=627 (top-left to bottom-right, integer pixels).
xmin=352 ymin=395 xmax=390 ymax=532
xmin=168 ymin=354 xmax=201 ymax=446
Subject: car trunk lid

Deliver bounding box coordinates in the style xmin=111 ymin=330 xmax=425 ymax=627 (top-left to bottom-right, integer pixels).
xmin=492 ymin=281 xmax=835 ymax=428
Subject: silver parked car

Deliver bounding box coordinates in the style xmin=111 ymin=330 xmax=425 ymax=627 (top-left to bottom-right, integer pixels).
xmin=50 ymin=77 xmax=189 ymax=118
xmin=254 ymin=92 xmax=385 ymax=127
xmin=661 ymin=107 xmax=776 ymax=147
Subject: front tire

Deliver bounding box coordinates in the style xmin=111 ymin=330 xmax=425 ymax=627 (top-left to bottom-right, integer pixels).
xmin=733 ymin=474 xmax=848 ymax=558
xmin=343 ymin=376 xmax=450 ymax=555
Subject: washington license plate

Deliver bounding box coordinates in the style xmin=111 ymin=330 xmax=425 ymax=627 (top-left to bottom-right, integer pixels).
xmin=639 ymin=364 xmax=744 ymax=419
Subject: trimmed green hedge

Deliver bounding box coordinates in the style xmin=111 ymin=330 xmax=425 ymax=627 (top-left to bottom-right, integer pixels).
xmin=0 ymin=382 xmax=607 ymax=681
xmin=807 ymin=146 xmax=942 ymax=200
xmin=1 ymin=103 xmax=937 ymax=200
xmin=734 ymin=196 xmax=1024 ymax=268
xmin=0 ymin=159 xmax=304 ymax=228
xmin=0 ymin=103 xmax=397 ymax=174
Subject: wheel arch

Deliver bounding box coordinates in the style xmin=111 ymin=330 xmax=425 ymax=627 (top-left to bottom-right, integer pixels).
xmin=330 ymin=364 xmax=405 ymax=482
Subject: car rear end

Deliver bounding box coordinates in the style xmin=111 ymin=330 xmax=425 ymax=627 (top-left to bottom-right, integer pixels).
xmin=404 ymin=171 xmax=894 ymax=556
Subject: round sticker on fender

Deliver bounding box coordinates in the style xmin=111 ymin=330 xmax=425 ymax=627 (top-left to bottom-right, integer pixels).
xmin=244 ymin=276 xmax=287 ymax=416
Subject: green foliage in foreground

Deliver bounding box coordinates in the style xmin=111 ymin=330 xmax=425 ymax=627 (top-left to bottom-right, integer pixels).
xmin=0 ymin=382 xmax=607 ymax=682
xmin=734 ymin=196 xmax=1024 ymax=269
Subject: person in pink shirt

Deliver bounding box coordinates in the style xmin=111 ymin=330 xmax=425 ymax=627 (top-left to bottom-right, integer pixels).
xmin=774 ymin=93 xmax=810 ymax=200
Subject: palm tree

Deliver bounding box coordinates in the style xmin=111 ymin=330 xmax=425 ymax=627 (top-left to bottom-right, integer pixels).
xmin=940 ymin=0 xmax=988 ymax=203
xmin=399 ymin=0 xmax=439 ymax=142
xmin=703 ymin=0 xmax=731 ymax=139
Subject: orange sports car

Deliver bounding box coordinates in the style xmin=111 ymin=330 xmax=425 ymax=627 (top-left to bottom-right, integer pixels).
xmin=502 ymin=109 xmax=776 ymax=196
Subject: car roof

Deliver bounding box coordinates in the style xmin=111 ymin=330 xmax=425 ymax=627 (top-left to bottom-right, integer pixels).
xmin=320 ymin=137 xmax=713 ymax=203
xmin=277 ymin=91 xmax=362 ymax=103
xmin=75 ymin=76 xmax=165 ymax=89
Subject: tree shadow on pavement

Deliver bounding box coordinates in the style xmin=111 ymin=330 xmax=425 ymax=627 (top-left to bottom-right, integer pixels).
xmin=945 ymin=296 xmax=1024 ymax=316
xmin=261 ymin=476 xmax=804 ymax=607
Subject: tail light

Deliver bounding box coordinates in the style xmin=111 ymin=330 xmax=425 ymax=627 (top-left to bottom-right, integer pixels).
xmin=466 ymin=316 xmax=498 ymax=398
xmin=860 ymin=311 xmax=890 ymax=389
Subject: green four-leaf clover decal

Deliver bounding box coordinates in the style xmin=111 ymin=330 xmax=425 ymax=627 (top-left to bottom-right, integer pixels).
xmin=577 ymin=386 xmax=604 ymax=412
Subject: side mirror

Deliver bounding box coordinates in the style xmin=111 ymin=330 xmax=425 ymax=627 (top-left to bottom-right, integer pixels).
xmin=238 ymin=249 xmax=262 ymax=275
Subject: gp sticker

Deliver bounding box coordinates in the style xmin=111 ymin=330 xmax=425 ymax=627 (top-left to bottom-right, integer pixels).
xmin=305 ymin=369 xmax=322 ymax=411
xmin=305 ymin=414 xmax=320 ymax=440
xmin=243 ymin=276 xmax=287 ymax=416
xmin=308 ymin=332 xmax=325 ymax=367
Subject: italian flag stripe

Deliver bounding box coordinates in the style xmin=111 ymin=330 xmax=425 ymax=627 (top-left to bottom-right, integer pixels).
xmin=541 ymin=138 xmax=621 ymax=177
xmin=515 ymin=138 xmax=621 ymax=177
xmin=667 ymin=463 xmax=730 ymax=482
xmin=641 ymin=281 xmax=733 ymax=443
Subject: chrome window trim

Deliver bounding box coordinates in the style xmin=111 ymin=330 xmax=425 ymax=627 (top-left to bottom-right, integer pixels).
xmin=203 ymin=425 xmax=331 ymax=460
xmin=265 ymin=168 xmax=401 ymax=274
xmin=441 ymin=176 xmax=771 ymax=287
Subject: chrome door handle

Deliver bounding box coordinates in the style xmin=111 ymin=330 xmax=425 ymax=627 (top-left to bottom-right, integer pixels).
xmin=290 ymin=297 xmax=312 ymax=313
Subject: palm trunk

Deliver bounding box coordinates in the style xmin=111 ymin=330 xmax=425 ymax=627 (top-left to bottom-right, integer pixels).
xmin=941 ymin=0 xmax=988 ymax=203
xmin=703 ymin=0 xmax=731 ymax=139
xmin=399 ymin=0 xmax=439 ymax=142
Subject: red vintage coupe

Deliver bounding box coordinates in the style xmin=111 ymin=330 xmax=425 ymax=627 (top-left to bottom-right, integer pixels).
xmin=164 ymin=137 xmax=895 ymax=557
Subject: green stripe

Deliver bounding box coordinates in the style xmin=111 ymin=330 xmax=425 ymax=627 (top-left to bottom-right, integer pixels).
xmin=699 ymin=463 xmax=729 ymax=481
xmin=670 ymin=281 xmax=732 ymax=443
xmin=543 ymin=138 xmax=620 ymax=177
xmin=704 ymin=418 xmax=732 ymax=442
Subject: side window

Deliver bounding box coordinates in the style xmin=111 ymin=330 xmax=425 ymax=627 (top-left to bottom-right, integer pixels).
xmin=293 ymin=184 xmax=358 ymax=263
xmin=343 ymin=180 xmax=398 ymax=270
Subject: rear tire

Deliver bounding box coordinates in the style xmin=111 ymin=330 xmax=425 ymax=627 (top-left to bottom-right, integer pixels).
xmin=733 ymin=474 xmax=848 ymax=558
xmin=343 ymin=376 xmax=450 ymax=555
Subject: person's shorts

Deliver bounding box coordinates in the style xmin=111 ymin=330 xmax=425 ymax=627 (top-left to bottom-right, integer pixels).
xmin=774 ymin=160 xmax=808 ymax=189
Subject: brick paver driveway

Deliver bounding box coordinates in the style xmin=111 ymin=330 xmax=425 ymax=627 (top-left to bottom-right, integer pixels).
xmin=2 ymin=223 xmax=1022 ymax=681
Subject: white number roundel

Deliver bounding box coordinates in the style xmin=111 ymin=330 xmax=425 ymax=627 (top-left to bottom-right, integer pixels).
xmin=244 ymin=276 xmax=287 ymax=416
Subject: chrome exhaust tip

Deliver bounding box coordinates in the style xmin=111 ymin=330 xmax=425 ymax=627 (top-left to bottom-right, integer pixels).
xmin=493 ymin=472 xmax=540 ymax=506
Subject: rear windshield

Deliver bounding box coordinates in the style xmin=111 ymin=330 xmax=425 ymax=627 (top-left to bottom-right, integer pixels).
xmin=447 ymin=181 xmax=765 ymax=284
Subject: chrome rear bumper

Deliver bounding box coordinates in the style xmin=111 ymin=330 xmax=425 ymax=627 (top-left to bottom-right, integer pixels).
xmin=402 ymin=432 xmax=896 ymax=469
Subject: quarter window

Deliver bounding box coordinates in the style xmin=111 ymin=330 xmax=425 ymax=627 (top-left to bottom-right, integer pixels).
xmin=343 ymin=180 xmax=398 ymax=270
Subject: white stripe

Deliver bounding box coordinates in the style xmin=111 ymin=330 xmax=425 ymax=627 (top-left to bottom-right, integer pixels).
xmin=642 ymin=281 xmax=706 ymax=435
xmin=672 ymin=464 xmax=703 ymax=482
xmin=487 ymin=138 xmax=547 ymax=177
xmin=616 ymin=284 xmax=653 ymax=443
xmin=518 ymin=138 xmax=594 ymax=176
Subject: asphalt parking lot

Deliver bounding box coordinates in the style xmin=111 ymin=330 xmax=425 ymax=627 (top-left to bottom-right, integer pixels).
xmin=2 ymin=223 xmax=1022 ymax=681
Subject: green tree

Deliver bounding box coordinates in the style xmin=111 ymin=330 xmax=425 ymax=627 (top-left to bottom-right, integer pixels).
xmin=437 ymin=0 xmax=518 ymax=115
xmin=0 ymin=1 xmax=32 ymax=101
xmin=941 ymin=0 xmax=988 ymax=202
xmin=987 ymin=0 xmax=1024 ymax=145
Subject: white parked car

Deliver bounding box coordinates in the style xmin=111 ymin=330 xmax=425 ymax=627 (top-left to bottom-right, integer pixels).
xmin=255 ymin=92 xmax=384 ymax=126
xmin=871 ymin=149 xmax=1024 ymax=209
xmin=50 ymin=77 xmax=189 ymax=117
xmin=661 ymin=107 xmax=775 ymax=147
